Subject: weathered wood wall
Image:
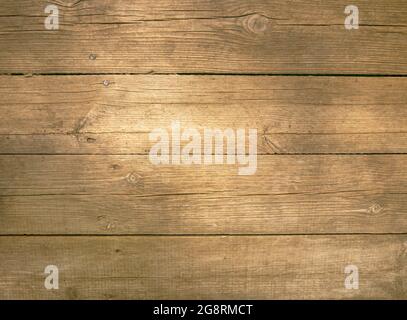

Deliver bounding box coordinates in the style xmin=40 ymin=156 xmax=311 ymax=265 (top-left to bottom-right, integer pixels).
xmin=0 ymin=0 xmax=406 ymax=299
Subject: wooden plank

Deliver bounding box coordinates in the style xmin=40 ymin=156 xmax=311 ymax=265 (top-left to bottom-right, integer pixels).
xmin=1 ymin=155 xmax=406 ymax=234
xmin=3 ymin=133 xmax=407 ymax=155
xmin=1 ymin=193 xmax=407 ymax=235
xmin=1 ymin=75 xmax=407 ymax=154
xmin=0 ymin=0 xmax=406 ymax=74
xmin=0 ymin=235 xmax=405 ymax=299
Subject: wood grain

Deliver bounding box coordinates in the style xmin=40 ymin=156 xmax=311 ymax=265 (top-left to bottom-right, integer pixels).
xmin=0 ymin=235 xmax=406 ymax=299
xmin=1 ymin=75 xmax=407 ymax=154
xmin=1 ymin=155 xmax=406 ymax=234
xmin=0 ymin=0 xmax=406 ymax=74
xmin=1 ymin=0 xmax=407 ymax=301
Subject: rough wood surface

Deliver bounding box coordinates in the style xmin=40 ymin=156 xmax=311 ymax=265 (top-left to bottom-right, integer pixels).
xmin=1 ymin=75 xmax=407 ymax=154
xmin=0 ymin=235 xmax=406 ymax=299
xmin=1 ymin=0 xmax=407 ymax=301
xmin=1 ymin=155 xmax=406 ymax=234
xmin=0 ymin=0 xmax=406 ymax=74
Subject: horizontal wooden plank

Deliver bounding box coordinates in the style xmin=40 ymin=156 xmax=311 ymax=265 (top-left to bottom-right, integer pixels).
xmin=1 ymin=75 xmax=407 ymax=154
xmin=1 ymin=155 xmax=406 ymax=234
xmin=0 ymin=235 xmax=405 ymax=299
xmin=1 ymin=192 xmax=406 ymax=235
xmin=3 ymin=133 xmax=407 ymax=155
xmin=1 ymin=155 xmax=406 ymax=196
xmin=0 ymin=0 xmax=406 ymax=74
